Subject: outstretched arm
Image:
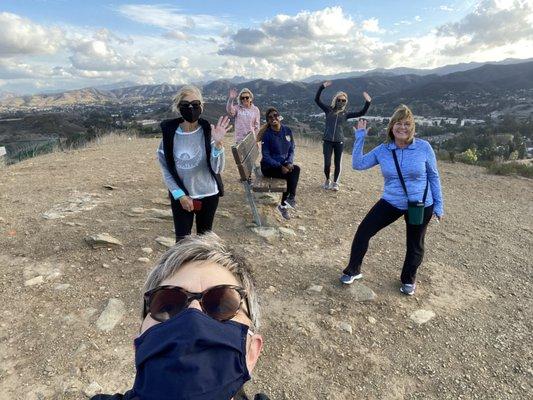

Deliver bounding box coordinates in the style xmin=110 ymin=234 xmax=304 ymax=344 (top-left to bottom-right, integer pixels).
xmin=346 ymin=92 xmax=372 ymax=119
xmin=352 ymin=120 xmax=379 ymax=170
xmin=226 ymin=88 xmax=238 ymax=117
xmin=314 ymin=82 xmax=330 ymax=112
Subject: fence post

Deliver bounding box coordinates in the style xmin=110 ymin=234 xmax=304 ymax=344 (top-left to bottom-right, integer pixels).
xmin=0 ymin=146 xmax=6 ymax=166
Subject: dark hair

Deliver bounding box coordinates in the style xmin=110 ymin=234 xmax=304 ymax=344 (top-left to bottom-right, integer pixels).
xmin=256 ymin=107 xmax=280 ymax=142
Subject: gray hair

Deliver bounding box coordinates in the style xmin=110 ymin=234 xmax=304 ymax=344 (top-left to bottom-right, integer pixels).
xmin=171 ymin=84 xmax=204 ymax=113
xmin=143 ymin=233 xmax=261 ymax=329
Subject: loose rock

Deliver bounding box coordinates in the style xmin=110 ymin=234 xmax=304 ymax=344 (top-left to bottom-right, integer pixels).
xmin=96 ymin=299 xmax=125 ymax=332
xmin=141 ymin=247 xmax=153 ymax=254
xmin=83 ymin=382 xmax=103 ymax=398
xmin=156 ymin=236 xmax=175 ymax=248
xmin=347 ymin=283 xmax=376 ymax=302
xmin=85 ymin=233 xmax=123 ymax=249
xmin=410 ymin=309 xmax=436 ymax=324
xmin=307 ymin=285 xmax=323 ymax=293
xmin=339 ymin=322 xmax=353 ymax=334
xmin=24 ymin=276 xmax=44 ymax=286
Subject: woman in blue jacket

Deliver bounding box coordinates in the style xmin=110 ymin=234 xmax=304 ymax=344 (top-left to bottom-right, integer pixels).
xmin=259 ymin=107 xmax=300 ymax=220
xmin=340 ymin=105 xmax=444 ymax=296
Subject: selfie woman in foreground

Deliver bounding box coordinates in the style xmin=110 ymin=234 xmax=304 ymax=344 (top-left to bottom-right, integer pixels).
xmin=157 ymin=85 xmax=230 ymax=242
xmin=340 ymin=105 xmax=444 ymax=295
xmin=93 ymin=233 xmax=268 ymax=400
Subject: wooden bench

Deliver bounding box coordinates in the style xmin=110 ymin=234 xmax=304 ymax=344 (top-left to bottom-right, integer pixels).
xmin=231 ymin=132 xmax=286 ymax=226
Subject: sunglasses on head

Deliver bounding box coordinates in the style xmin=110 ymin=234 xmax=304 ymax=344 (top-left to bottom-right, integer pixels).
xmin=336 ymin=98 xmax=347 ymax=103
xmin=240 ymin=96 xmax=250 ymax=100
xmin=178 ymin=100 xmax=202 ymax=109
xmin=143 ymin=284 xmax=250 ymax=323
xmin=267 ymin=113 xmax=280 ymax=121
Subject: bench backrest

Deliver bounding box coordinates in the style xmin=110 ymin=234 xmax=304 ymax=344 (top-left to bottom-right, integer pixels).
xmin=231 ymin=132 xmax=259 ymax=181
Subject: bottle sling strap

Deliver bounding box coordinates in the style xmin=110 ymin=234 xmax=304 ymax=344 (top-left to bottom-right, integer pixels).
xmin=392 ymin=149 xmax=428 ymax=225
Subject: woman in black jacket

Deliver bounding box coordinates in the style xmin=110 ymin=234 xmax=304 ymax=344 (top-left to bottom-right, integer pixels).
xmin=315 ymin=80 xmax=371 ymax=191
xmin=157 ymin=84 xmax=230 ymax=242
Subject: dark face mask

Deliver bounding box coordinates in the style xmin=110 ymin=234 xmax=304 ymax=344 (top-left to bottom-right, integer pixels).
xmin=133 ymin=308 xmax=251 ymax=400
xmin=179 ymin=105 xmax=202 ymax=123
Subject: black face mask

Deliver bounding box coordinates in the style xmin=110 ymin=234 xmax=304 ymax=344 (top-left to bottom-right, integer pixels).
xmin=179 ymin=106 xmax=202 ymax=123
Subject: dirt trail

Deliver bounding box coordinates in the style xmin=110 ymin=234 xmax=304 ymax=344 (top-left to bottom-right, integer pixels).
xmin=0 ymin=135 xmax=531 ymax=399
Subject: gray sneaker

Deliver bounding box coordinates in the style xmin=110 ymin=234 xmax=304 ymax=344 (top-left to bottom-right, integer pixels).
xmin=284 ymin=195 xmax=296 ymax=209
xmin=400 ymin=283 xmax=416 ymax=296
xmin=331 ymin=182 xmax=340 ymax=191
xmin=340 ymin=273 xmax=363 ymax=284
xmin=323 ymin=179 xmax=331 ymax=190
xmin=277 ymin=204 xmax=290 ymax=220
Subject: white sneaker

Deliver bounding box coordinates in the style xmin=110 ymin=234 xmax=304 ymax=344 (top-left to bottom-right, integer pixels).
xmin=340 ymin=273 xmax=363 ymax=284
xmin=331 ymin=182 xmax=340 ymax=191
xmin=323 ymin=179 xmax=331 ymax=190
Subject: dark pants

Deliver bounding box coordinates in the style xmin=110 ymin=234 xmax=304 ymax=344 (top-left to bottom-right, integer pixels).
xmin=261 ymin=165 xmax=300 ymax=204
xmin=343 ymin=199 xmax=434 ymax=284
xmin=169 ymin=194 xmax=219 ymax=242
xmin=323 ymin=140 xmax=344 ymax=182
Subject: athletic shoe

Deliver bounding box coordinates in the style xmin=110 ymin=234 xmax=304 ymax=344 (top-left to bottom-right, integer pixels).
xmin=400 ymin=283 xmax=416 ymax=296
xmin=331 ymin=182 xmax=340 ymax=191
xmin=277 ymin=204 xmax=290 ymax=220
xmin=323 ymin=179 xmax=331 ymax=190
xmin=340 ymin=273 xmax=363 ymax=284
xmin=284 ymin=195 xmax=297 ymax=209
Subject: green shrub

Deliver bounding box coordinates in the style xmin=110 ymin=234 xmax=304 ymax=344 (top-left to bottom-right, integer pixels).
xmin=486 ymin=161 xmax=533 ymax=178
xmin=456 ymin=148 xmax=478 ymax=164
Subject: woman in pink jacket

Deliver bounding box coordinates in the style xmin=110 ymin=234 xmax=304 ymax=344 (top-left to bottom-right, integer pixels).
xmin=226 ymin=88 xmax=261 ymax=143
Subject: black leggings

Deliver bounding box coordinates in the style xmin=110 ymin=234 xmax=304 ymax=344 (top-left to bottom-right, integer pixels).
xmin=343 ymin=199 xmax=434 ymax=284
xmin=323 ymin=141 xmax=343 ymax=182
xmin=261 ymin=165 xmax=300 ymax=204
xmin=169 ymin=194 xmax=219 ymax=242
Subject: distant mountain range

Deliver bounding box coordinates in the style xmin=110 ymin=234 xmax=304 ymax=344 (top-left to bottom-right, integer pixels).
xmin=1 ymin=60 xmax=532 ymax=119
xmin=301 ymin=57 xmax=533 ymax=82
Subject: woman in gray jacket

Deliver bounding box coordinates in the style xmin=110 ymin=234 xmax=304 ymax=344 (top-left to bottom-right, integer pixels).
xmin=315 ymin=81 xmax=372 ymax=191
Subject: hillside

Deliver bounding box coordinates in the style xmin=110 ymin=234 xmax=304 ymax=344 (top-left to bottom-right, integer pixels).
xmin=0 ymin=135 xmax=531 ymax=399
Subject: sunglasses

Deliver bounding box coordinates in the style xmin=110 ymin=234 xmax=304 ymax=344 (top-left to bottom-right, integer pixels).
xmin=267 ymin=113 xmax=280 ymax=121
xmin=178 ymin=100 xmax=202 ymax=109
xmin=143 ymin=284 xmax=250 ymax=323
xmin=240 ymin=96 xmax=250 ymax=100
xmin=336 ymin=99 xmax=347 ymax=103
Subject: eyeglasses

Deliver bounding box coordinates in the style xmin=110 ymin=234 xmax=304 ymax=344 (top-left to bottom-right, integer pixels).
xmin=267 ymin=113 xmax=280 ymax=121
xmin=336 ymin=98 xmax=347 ymax=103
xmin=240 ymin=96 xmax=250 ymax=100
xmin=178 ymin=100 xmax=202 ymax=109
xmin=143 ymin=284 xmax=250 ymax=323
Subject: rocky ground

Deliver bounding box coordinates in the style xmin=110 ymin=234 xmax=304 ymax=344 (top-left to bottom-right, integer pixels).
xmin=0 ymin=134 xmax=531 ymax=400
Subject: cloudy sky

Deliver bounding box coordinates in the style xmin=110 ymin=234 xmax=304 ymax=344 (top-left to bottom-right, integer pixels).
xmin=1 ymin=0 xmax=532 ymax=94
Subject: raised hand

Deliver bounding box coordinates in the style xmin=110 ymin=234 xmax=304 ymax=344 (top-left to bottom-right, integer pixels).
xmin=228 ymin=88 xmax=238 ymax=99
xmin=211 ymin=115 xmax=231 ymax=145
xmin=363 ymin=92 xmax=372 ymax=102
xmin=356 ymin=119 xmax=367 ymax=131
xmin=323 ymin=81 xmax=332 ymax=88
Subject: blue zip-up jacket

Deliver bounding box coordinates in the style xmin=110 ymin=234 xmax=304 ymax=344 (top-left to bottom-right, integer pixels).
xmin=352 ymin=129 xmax=444 ymax=217
xmin=260 ymin=125 xmax=295 ymax=169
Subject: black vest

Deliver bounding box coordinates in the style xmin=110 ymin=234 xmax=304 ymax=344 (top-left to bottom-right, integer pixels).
xmin=160 ymin=117 xmax=224 ymax=197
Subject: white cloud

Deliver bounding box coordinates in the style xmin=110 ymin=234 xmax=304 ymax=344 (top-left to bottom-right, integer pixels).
xmin=440 ymin=5 xmax=455 ymax=11
xmin=0 ymin=12 xmax=64 ymax=57
xmin=362 ymin=18 xmax=384 ymax=33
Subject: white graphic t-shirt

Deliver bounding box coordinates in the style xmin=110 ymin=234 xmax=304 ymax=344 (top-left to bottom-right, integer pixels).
xmin=157 ymin=126 xmax=225 ymax=199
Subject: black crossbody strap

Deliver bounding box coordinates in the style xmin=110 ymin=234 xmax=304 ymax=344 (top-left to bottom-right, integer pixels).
xmin=392 ymin=149 xmax=428 ymax=202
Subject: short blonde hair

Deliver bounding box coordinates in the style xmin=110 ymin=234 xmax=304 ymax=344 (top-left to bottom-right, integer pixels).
xmin=330 ymin=91 xmax=348 ymax=111
xmin=238 ymin=88 xmax=254 ymax=105
xmin=387 ymin=104 xmax=416 ymax=143
xmin=143 ymin=233 xmax=261 ymax=329
xmin=172 ymin=84 xmax=204 ymax=113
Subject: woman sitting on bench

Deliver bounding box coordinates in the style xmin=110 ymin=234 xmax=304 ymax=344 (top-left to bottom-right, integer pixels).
xmin=259 ymin=107 xmax=300 ymax=220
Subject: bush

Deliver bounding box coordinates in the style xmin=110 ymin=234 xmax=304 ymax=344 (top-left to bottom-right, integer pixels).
xmin=486 ymin=161 xmax=533 ymax=178
xmin=456 ymin=148 xmax=478 ymax=164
